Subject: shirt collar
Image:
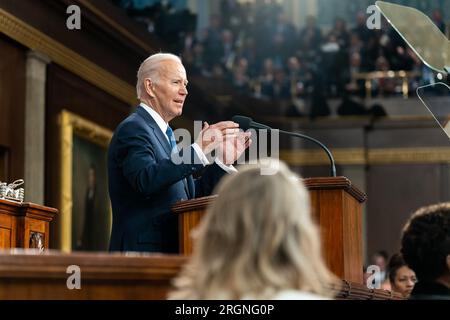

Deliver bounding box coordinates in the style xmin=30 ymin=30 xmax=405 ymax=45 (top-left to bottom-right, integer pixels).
xmin=139 ymin=102 xmax=168 ymax=134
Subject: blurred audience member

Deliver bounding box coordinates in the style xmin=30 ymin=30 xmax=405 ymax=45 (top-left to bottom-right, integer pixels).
xmin=333 ymin=18 xmax=350 ymax=50
xmin=352 ymin=11 xmax=373 ymax=45
xmin=383 ymin=253 xmax=417 ymax=298
xmin=370 ymin=250 xmax=389 ymax=283
xmin=401 ymin=203 xmax=450 ymax=300
xmin=231 ymin=57 xmax=250 ymax=94
xmin=432 ymin=9 xmax=446 ymax=34
xmin=299 ymin=15 xmax=323 ymax=58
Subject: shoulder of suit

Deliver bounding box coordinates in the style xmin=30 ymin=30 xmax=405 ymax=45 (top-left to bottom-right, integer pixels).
xmin=114 ymin=112 xmax=153 ymax=137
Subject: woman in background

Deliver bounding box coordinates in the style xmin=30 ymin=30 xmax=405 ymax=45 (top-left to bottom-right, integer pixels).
xmin=169 ymin=160 xmax=339 ymax=299
xmin=385 ymin=253 xmax=417 ymax=297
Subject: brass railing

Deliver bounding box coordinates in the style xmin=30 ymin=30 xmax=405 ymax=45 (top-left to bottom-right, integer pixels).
xmin=352 ymin=71 xmax=421 ymax=99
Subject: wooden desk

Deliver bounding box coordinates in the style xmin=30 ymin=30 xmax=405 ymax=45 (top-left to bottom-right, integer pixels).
xmin=0 ymin=199 xmax=58 ymax=249
xmin=0 ymin=251 xmax=402 ymax=300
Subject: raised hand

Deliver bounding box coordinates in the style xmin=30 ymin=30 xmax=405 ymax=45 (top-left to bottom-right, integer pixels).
xmin=195 ymin=121 xmax=240 ymax=156
xmin=216 ymin=130 xmax=252 ymax=165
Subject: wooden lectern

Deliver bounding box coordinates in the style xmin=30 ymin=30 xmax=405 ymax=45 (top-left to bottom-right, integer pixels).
xmin=0 ymin=199 xmax=58 ymax=249
xmin=172 ymin=177 xmax=366 ymax=284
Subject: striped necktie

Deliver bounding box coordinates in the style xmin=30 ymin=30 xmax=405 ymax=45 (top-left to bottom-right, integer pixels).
xmin=166 ymin=125 xmax=190 ymax=197
xmin=165 ymin=126 xmax=177 ymax=153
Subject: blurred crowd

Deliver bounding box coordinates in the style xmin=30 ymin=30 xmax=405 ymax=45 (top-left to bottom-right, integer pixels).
xmin=114 ymin=0 xmax=447 ymax=117
xmin=179 ymin=1 xmax=446 ymax=101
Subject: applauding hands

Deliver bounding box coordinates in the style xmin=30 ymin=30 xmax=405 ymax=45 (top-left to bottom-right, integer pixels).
xmin=196 ymin=121 xmax=252 ymax=165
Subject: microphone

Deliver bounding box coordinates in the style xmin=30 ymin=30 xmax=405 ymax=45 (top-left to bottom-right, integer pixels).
xmin=232 ymin=115 xmax=337 ymax=177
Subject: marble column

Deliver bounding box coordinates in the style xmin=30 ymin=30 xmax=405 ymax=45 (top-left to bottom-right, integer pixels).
xmin=187 ymin=0 xmax=211 ymax=37
xmin=24 ymin=50 xmax=50 ymax=204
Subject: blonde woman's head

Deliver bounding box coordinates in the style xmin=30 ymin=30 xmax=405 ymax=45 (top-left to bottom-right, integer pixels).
xmin=170 ymin=160 xmax=338 ymax=299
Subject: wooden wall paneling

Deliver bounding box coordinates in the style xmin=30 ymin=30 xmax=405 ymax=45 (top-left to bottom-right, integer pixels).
xmin=439 ymin=163 xmax=450 ymax=201
xmin=0 ymin=36 xmax=13 ymax=147
xmin=0 ymin=202 xmax=17 ymax=248
xmin=342 ymin=192 xmax=363 ymax=280
xmin=15 ymin=217 xmax=46 ymax=249
xmin=178 ymin=209 xmax=204 ymax=256
xmin=293 ymin=165 xmax=335 ymax=180
xmin=0 ymin=146 xmax=8 ymax=181
xmin=366 ymin=164 xmax=444 ymax=259
xmin=307 ymin=181 xmax=364 ymax=282
xmin=0 ymin=35 xmax=26 ymax=182
xmin=0 ymin=214 xmax=14 ymax=248
xmin=368 ymin=124 xmax=450 ymax=149
xmin=313 ymin=189 xmax=345 ymax=278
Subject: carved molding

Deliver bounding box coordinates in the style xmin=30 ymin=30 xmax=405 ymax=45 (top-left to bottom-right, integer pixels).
xmin=303 ymin=176 xmax=367 ymax=203
xmin=368 ymin=147 xmax=450 ymax=164
xmin=280 ymin=148 xmax=366 ymax=166
xmin=281 ymin=147 xmax=450 ymax=166
xmin=77 ymin=0 xmax=155 ymax=53
xmin=0 ymin=8 xmax=136 ymax=105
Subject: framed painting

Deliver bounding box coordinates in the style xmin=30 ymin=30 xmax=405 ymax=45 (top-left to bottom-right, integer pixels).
xmin=60 ymin=110 xmax=112 ymax=252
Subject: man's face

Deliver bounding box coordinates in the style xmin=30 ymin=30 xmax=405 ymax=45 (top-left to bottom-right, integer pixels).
xmin=151 ymin=60 xmax=188 ymax=122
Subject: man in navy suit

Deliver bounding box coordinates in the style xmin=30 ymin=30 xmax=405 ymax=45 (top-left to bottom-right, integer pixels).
xmin=108 ymin=53 xmax=250 ymax=253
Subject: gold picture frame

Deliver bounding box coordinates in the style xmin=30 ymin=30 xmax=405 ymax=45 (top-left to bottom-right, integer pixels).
xmin=59 ymin=110 xmax=112 ymax=252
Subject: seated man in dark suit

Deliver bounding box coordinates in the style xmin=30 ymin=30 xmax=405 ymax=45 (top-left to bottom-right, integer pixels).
xmin=108 ymin=53 xmax=250 ymax=253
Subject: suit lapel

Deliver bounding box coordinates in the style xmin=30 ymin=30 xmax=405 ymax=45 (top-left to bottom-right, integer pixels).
xmin=136 ymin=106 xmax=172 ymax=157
xmin=136 ymin=106 xmax=194 ymax=199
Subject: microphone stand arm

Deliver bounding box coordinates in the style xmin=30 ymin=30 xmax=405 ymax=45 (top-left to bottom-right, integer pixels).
xmin=278 ymin=130 xmax=337 ymax=177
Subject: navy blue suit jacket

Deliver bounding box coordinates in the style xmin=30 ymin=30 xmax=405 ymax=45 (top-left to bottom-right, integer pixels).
xmin=108 ymin=106 xmax=226 ymax=253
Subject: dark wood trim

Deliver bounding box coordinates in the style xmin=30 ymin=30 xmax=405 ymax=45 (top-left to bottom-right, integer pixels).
xmin=0 ymin=200 xmax=18 ymax=215
xmin=172 ymin=177 xmax=367 ymax=214
xmin=335 ymin=280 xmax=403 ymax=300
xmin=172 ymin=195 xmax=217 ymax=214
xmin=73 ymin=0 xmax=159 ymax=53
xmin=0 ymin=251 xmax=403 ymax=299
xmin=19 ymin=203 xmax=58 ymax=222
xmin=304 ymin=177 xmax=367 ymax=203
xmin=0 ymin=199 xmax=58 ymax=219
xmin=0 ymin=251 xmax=186 ymax=280
xmin=0 ymin=34 xmax=26 ymax=181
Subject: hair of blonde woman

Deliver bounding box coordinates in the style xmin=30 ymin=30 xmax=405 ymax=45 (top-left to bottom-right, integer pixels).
xmin=136 ymin=53 xmax=182 ymax=100
xmin=169 ymin=161 xmax=339 ymax=299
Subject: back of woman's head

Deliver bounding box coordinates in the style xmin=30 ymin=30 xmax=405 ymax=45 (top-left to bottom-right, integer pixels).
xmin=401 ymin=203 xmax=450 ymax=282
xmin=170 ymin=160 xmax=338 ymax=299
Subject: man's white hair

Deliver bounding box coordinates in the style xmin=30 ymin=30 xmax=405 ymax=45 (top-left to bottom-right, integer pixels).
xmin=136 ymin=53 xmax=182 ymax=100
